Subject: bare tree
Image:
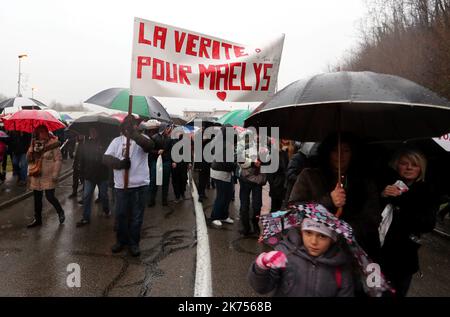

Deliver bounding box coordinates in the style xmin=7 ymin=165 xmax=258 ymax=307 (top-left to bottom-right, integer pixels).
xmin=337 ymin=0 xmax=450 ymax=100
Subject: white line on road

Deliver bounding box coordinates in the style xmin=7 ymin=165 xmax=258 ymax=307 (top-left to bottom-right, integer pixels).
xmin=191 ymin=173 xmax=213 ymax=297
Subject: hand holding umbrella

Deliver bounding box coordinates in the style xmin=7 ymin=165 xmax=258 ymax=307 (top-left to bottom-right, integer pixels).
xmin=331 ymin=183 xmax=346 ymax=216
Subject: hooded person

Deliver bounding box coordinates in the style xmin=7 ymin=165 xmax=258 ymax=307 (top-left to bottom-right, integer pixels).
xmin=26 ymin=125 xmax=65 ymax=228
xmin=248 ymin=216 xmax=355 ymax=297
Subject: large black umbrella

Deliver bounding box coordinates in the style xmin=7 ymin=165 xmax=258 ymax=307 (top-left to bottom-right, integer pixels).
xmin=245 ymin=71 xmax=450 ymax=142
xmin=245 ymin=71 xmax=450 ymax=217
xmin=69 ymin=115 xmax=120 ymax=138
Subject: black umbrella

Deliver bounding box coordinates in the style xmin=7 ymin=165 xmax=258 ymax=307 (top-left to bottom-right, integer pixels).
xmin=69 ymin=115 xmax=120 ymax=138
xmin=245 ymin=71 xmax=450 ymax=217
xmin=245 ymin=71 xmax=450 ymax=142
xmin=170 ymin=114 xmax=188 ymax=126
xmin=186 ymin=116 xmax=221 ymax=128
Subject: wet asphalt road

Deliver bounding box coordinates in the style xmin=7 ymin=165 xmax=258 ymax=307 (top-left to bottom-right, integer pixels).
xmin=0 ymin=175 xmax=196 ymax=296
xmin=1 ymin=176 xmax=450 ymax=296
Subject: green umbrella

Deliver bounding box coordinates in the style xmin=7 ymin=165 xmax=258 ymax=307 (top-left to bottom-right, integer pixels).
xmin=217 ymin=109 xmax=252 ymax=127
xmin=84 ymin=88 xmax=171 ymax=121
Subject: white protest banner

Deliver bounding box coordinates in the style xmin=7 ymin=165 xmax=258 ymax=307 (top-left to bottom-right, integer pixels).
xmin=130 ymin=17 xmax=284 ymax=102
xmin=433 ymin=133 xmax=450 ymax=152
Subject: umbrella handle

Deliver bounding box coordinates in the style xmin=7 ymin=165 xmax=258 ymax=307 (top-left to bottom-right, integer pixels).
xmin=335 ymin=176 xmax=344 ymax=218
xmin=123 ymin=94 xmax=133 ymax=189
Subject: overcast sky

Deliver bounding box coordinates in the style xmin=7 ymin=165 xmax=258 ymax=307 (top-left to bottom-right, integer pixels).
xmin=0 ymin=0 xmax=367 ymax=115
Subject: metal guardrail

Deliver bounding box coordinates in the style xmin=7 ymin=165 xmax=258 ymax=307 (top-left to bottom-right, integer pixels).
xmin=0 ymin=169 xmax=73 ymax=210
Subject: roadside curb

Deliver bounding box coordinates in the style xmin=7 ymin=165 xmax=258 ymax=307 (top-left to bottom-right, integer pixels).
xmin=190 ymin=172 xmax=213 ymax=297
xmin=0 ymin=169 xmax=73 ymax=211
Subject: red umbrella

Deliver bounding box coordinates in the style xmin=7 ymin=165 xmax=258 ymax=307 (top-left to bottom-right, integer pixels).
xmin=2 ymin=109 xmax=65 ymax=133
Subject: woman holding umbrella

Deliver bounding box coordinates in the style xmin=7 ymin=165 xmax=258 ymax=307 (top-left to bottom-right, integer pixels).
xmin=26 ymin=125 xmax=66 ymax=228
xmin=288 ymin=133 xmax=382 ymax=262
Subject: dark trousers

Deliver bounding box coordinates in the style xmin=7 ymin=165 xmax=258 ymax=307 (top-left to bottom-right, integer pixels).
xmin=211 ymin=179 xmax=233 ymax=221
xmin=114 ymin=186 xmax=146 ymax=247
xmin=0 ymin=152 xmax=8 ymax=174
xmin=12 ymin=153 xmax=27 ymax=181
xmin=149 ymin=160 xmax=171 ymax=202
xmin=172 ymin=163 xmax=188 ymax=199
xmin=387 ymin=274 xmax=413 ymax=297
xmin=72 ymin=168 xmax=83 ymax=194
xmin=82 ymin=180 xmax=109 ymax=220
xmin=193 ymin=168 xmax=209 ymax=198
xmin=33 ymin=189 xmax=64 ymax=221
xmin=239 ymin=180 xmax=263 ymax=234
xmin=270 ymin=196 xmax=284 ymax=212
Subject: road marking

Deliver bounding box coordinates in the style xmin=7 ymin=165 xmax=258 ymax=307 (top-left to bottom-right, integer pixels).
xmin=190 ymin=172 xmax=213 ymax=297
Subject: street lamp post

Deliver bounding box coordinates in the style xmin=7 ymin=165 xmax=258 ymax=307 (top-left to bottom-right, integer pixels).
xmin=17 ymin=54 xmax=28 ymax=97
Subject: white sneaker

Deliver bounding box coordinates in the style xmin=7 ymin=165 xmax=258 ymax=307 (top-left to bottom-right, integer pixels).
xmin=223 ymin=217 xmax=234 ymax=224
xmin=212 ymin=220 xmax=222 ymax=227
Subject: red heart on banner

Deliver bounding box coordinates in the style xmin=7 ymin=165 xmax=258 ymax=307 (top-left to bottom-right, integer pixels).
xmin=216 ymin=91 xmax=227 ymax=101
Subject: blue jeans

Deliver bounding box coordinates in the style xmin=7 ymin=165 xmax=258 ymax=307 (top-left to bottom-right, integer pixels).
xmin=210 ymin=179 xmax=233 ymax=221
xmin=114 ymin=186 xmax=147 ymax=246
xmin=82 ymin=180 xmax=109 ymax=221
xmin=13 ymin=153 xmax=28 ymax=181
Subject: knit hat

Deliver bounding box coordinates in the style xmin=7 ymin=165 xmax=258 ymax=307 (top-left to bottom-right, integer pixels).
xmin=301 ymin=218 xmax=337 ymax=241
xmin=140 ymin=119 xmax=161 ymax=130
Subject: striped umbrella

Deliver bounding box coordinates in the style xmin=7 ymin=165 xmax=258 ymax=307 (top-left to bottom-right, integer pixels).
xmin=0 ymin=97 xmax=47 ymax=111
xmin=85 ymin=88 xmax=171 ymax=122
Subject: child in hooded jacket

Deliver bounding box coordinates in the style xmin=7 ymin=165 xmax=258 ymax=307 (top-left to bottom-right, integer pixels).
xmin=248 ymin=218 xmax=355 ymax=297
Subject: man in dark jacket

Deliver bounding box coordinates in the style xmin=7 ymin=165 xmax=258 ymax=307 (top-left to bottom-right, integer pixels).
xmin=68 ymin=135 xmax=85 ymax=199
xmin=148 ymin=123 xmax=173 ymax=206
xmin=76 ymin=128 xmax=110 ymax=226
xmin=192 ymin=128 xmax=213 ymax=203
xmin=284 ymin=142 xmax=315 ymax=205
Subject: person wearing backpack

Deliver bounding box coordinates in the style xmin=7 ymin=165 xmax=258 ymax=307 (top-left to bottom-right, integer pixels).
xmin=248 ymin=218 xmax=354 ymax=296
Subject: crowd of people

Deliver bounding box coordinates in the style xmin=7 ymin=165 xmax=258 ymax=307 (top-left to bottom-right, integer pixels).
xmin=0 ymin=115 xmax=447 ymax=297
xmin=199 ymin=128 xmax=443 ymax=297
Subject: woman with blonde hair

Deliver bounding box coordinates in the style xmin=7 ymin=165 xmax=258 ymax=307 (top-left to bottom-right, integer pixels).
xmin=379 ymin=147 xmax=438 ymax=297
xmin=27 ymin=125 xmax=65 ymax=228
